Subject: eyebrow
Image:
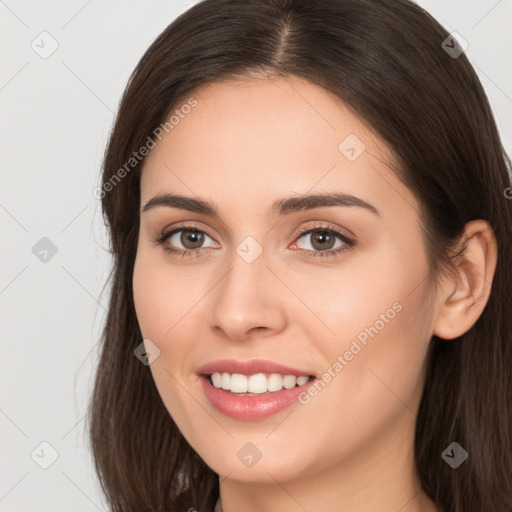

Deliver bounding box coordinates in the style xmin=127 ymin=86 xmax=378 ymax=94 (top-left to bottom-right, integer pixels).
xmin=142 ymin=192 xmax=382 ymax=218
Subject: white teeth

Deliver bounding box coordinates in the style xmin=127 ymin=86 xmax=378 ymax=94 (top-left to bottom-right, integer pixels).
xmin=296 ymin=376 xmax=309 ymax=386
xmin=267 ymin=373 xmax=283 ymax=392
xmin=209 ymin=372 xmax=312 ymax=394
xmin=211 ymin=372 xmax=223 ymax=388
xmin=248 ymin=373 xmax=267 ymax=393
xmin=230 ymin=374 xmax=248 ymax=393
xmin=282 ymin=375 xmax=297 ymax=389
xmin=221 ymin=372 xmax=230 ymax=390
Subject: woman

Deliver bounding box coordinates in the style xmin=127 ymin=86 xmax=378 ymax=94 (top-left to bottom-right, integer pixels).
xmin=86 ymin=0 xmax=512 ymax=511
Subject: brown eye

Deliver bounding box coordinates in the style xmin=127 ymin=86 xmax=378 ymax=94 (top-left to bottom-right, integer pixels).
xmin=308 ymin=230 xmax=337 ymax=251
xmin=179 ymin=229 xmax=205 ymax=250
xmin=155 ymin=225 xmax=218 ymax=254
xmin=294 ymin=227 xmax=351 ymax=253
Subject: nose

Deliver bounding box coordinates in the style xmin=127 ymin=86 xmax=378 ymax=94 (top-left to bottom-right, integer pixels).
xmin=207 ymin=243 xmax=288 ymax=342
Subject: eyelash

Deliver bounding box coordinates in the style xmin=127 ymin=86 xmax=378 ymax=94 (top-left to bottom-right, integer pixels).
xmin=152 ymin=222 xmax=356 ymax=260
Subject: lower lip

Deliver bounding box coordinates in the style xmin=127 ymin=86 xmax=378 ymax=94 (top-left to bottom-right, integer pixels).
xmin=199 ymin=375 xmax=316 ymax=420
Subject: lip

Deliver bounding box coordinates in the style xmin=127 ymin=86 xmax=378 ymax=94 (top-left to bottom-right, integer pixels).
xmin=197 ymin=359 xmax=317 ymax=420
xmin=199 ymin=375 xmax=317 ymax=420
xmin=197 ymin=359 xmax=316 ymax=378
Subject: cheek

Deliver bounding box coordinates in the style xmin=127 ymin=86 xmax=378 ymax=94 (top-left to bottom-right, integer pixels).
xmin=281 ymin=247 xmax=429 ymax=352
xmin=132 ymin=254 xmax=208 ymax=448
xmin=132 ymin=248 xmax=190 ymax=341
xmin=294 ymin=239 xmax=434 ymax=416
xmin=310 ymin=270 xmax=434 ymax=434
xmin=335 ymin=294 xmax=433 ymax=394
xmin=288 ymin=290 xmax=434 ymax=472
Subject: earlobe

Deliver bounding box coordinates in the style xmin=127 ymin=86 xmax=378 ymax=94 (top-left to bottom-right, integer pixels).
xmin=433 ymin=220 xmax=497 ymax=340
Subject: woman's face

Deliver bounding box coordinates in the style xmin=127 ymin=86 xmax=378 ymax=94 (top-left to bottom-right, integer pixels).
xmin=133 ymin=75 xmax=439 ymax=484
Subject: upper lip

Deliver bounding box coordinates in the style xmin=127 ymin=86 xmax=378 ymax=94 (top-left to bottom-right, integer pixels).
xmin=197 ymin=359 xmax=316 ymax=378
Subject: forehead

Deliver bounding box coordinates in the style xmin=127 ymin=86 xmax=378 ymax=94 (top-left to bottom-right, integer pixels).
xmin=140 ymin=76 xmax=414 ymax=218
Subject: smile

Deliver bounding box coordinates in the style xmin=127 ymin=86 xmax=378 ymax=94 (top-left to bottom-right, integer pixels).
xmin=208 ymin=372 xmax=314 ymax=395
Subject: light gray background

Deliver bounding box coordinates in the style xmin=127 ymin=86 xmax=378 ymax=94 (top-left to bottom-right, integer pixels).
xmin=1 ymin=1 xmax=511 ymax=510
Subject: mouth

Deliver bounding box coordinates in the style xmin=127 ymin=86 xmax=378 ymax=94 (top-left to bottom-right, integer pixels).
xmin=203 ymin=372 xmax=316 ymax=396
xmin=196 ymin=359 xmax=318 ymax=419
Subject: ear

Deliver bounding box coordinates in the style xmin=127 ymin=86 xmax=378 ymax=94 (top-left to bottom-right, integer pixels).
xmin=433 ymin=219 xmax=498 ymax=340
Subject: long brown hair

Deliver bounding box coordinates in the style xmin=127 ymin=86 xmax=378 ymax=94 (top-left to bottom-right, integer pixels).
xmin=86 ymin=0 xmax=512 ymax=510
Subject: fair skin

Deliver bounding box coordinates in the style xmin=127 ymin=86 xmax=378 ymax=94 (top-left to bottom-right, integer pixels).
xmin=132 ymin=75 xmax=497 ymax=512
